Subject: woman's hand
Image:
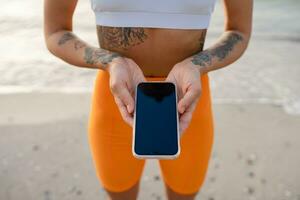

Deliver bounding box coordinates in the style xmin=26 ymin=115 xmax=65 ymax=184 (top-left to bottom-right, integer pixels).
xmin=166 ymin=58 xmax=203 ymax=136
xmin=106 ymin=57 xmax=146 ymax=126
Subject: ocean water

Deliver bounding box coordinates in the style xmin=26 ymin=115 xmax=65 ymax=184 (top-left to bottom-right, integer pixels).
xmin=0 ymin=0 xmax=299 ymax=114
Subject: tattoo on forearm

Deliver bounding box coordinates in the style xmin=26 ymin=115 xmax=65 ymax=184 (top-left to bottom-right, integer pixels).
xmin=58 ymin=32 xmax=121 ymax=68
xmin=58 ymin=32 xmax=74 ymax=45
xmin=191 ymin=32 xmax=243 ymax=67
xmin=84 ymin=47 xmax=121 ymax=67
xmin=74 ymin=40 xmax=86 ymax=50
xmin=192 ymin=53 xmax=212 ymax=67
xmin=212 ymin=33 xmax=243 ymax=60
xmin=97 ymin=26 xmax=148 ymax=50
xmin=58 ymin=32 xmax=87 ymax=50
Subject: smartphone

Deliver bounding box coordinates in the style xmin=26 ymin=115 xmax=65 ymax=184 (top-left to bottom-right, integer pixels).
xmin=132 ymin=81 xmax=180 ymax=159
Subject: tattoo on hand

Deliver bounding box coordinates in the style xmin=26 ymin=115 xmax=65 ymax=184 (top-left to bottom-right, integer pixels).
xmin=84 ymin=47 xmax=121 ymax=67
xmin=191 ymin=32 xmax=243 ymax=67
xmin=97 ymin=26 xmax=148 ymax=50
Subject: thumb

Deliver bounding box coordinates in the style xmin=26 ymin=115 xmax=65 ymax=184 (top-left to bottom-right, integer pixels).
xmin=178 ymin=100 xmax=186 ymax=114
xmin=178 ymin=89 xmax=199 ymax=114
xmin=118 ymin=88 xmax=135 ymax=114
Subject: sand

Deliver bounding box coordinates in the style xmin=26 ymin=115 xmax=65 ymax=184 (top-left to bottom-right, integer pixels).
xmin=0 ymin=93 xmax=299 ymax=200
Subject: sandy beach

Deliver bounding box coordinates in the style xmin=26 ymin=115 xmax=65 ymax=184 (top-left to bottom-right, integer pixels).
xmin=0 ymin=93 xmax=299 ymax=200
xmin=1 ymin=0 xmax=300 ymax=199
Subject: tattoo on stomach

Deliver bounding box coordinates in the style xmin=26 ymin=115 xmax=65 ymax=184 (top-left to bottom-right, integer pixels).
xmin=97 ymin=26 xmax=148 ymax=50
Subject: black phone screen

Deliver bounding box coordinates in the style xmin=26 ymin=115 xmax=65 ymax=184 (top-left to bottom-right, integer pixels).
xmin=134 ymin=82 xmax=179 ymax=156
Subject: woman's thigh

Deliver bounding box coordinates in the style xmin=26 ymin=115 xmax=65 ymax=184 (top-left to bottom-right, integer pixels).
xmin=87 ymin=70 xmax=145 ymax=193
xmin=159 ymin=73 xmax=215 ymax=195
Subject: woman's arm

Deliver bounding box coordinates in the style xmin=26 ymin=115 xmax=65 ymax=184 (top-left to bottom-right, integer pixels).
xmin=165 ymin=0 xmax=253 ymax=134
xmin=188 ymin=0 xmax=253 ymax=74
xmin=44 ymin=0 xmax=122 ymax=70
xmin=44 ymin=0 xmax=146 ymax=126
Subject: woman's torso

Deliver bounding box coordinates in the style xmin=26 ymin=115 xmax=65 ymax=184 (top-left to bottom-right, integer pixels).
xmin=97 ymin=26 xmax=207 ymax=77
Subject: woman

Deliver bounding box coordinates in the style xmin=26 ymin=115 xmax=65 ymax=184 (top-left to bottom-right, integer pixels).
xmin=44 ymin=0 xmax=252 ymax=199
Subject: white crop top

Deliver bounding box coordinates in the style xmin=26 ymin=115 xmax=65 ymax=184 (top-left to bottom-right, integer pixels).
xmin=90 ymin=0 xmax=217 ymax=29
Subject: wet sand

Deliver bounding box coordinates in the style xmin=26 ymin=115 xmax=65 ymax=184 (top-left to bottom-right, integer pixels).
xmin=0 ymin=93 xmax=299 ymax=200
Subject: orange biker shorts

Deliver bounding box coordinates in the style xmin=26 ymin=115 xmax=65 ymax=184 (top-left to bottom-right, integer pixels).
xmin=87 ymin=69 xmax=214 ymax=195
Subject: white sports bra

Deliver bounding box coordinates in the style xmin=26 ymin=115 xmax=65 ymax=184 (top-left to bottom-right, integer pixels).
xmin=90 ymin=0 xmax=217 ymax=29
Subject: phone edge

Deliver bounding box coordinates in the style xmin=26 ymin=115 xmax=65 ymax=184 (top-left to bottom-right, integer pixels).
xmin=132 ymin=81 xmax=181 ymax=160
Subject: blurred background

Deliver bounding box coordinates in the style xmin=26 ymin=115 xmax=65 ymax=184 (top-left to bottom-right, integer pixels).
xmin=0 ymin=0 xmax=299 ymax=199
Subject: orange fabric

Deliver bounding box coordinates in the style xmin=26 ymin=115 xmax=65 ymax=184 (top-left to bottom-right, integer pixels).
xmin=87 ymin=69 xmax=214 ymax=195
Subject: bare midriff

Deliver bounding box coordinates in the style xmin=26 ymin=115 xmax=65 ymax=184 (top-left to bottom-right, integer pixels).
xmin=97 ymin=26 xmax=207 ymax=77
